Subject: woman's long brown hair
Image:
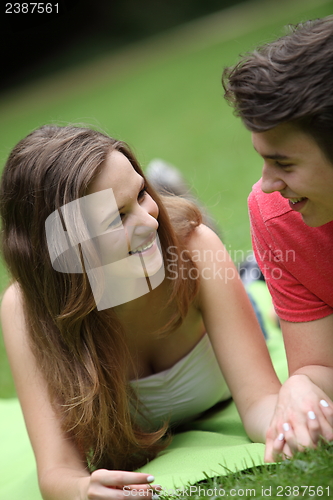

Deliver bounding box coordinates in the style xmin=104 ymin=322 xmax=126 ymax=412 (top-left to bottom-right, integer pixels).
xmin=0 ymin=125 xmax=202 ymax=471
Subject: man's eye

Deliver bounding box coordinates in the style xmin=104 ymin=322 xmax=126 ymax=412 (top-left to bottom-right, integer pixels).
xmin=275 ymin=161 xmax=293 ymax=168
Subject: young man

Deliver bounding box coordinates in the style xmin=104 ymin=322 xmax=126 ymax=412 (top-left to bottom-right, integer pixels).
xmin=222 ymin=16 xmax=333 ymax=461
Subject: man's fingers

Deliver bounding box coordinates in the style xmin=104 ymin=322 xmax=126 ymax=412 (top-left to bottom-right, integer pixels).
xmin=280 ymin=422 xmax=299 ymax=454
xmin=267 ymin=432 xmax=285 ymax=463
xmin=264 ymin=438 xmax=275 ymax=463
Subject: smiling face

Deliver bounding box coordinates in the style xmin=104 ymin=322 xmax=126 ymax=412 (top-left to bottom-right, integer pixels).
xmin=252 ymin=123 xmax=333 ymax=227
xmin=85 ymin=149 xmax=164 ymax=278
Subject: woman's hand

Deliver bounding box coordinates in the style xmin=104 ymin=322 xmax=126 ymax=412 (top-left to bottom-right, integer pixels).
xmin=264 ymin=374 xmax=333 ymax=462
xmin=84 ymin=470 xmax=159 ymax=499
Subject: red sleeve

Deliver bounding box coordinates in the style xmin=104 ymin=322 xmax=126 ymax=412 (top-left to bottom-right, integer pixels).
xmin=248 ymin=186 xmax=333 ymax=323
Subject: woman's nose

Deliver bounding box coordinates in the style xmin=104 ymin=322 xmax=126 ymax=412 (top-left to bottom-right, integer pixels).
xmin=132 ymin=196 xmax=159 ymax=231
xmin=261 ymin=164 xmax=287 ymax=194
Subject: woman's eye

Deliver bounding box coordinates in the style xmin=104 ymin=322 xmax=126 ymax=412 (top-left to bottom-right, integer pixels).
xmin=138 ymin=187 xmax=147 ymax=200
xmin=106 ymin=187 xmax=146 ymax=229
xmin=108 ymin=213 xmax=125 ymax=229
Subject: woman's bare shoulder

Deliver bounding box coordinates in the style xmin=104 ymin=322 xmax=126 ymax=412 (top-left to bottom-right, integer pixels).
xmin=1 ymin=281 xmax=24 ymax=311
xmin=1 ymin=282 xmax=27 ymax=343
xmin=2 ymin=281 xmax=22 ymax=302
xmin=186 ymin=223 xmax=227 ymax=256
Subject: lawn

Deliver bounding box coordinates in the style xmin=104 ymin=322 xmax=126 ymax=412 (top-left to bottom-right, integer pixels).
xmin=0 ymin=0 xmax=333 ymax=495
xmin=166 ymin=442 xmax=333 ymax=499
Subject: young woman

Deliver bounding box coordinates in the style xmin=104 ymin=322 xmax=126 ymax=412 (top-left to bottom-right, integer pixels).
xmin=0 ymin=125 xmax=310 ymax=500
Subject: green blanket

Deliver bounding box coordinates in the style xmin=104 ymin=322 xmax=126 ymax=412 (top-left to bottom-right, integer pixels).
xmin=0 ymin=281 xmax=287 ymax=499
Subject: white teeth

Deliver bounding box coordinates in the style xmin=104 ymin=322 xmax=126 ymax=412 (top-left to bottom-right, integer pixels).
xmin=129 ymin=239 xmax=154 ymax=255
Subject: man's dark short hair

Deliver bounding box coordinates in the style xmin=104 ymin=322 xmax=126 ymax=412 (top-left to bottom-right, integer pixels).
xmin=222 ymin=16 xmax=333 ymax=162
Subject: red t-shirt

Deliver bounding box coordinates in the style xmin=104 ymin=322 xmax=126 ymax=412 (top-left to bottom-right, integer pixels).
xmin=248 ymin=180 xmax=333 ymax=322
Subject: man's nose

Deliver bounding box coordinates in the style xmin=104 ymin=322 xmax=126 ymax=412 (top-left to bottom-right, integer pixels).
xmin=261 ymin=164 xmax=287 ymax=194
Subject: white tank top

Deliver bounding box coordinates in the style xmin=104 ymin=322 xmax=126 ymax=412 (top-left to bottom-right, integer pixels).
xmin=130 ymin=334 xmax=231 ymax=429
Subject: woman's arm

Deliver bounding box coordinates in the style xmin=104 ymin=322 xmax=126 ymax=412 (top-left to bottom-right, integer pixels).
xmin=1 ymin=284 xmax=157 ymax=500
xmin=187 ymin=224 xmax=333 ymax=459
xmin=186 ymin=224 xmax=281 ymax=442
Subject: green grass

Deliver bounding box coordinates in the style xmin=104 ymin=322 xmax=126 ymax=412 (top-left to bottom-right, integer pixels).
xmin=163 ymin=442 xmax=333 ymax=499
xmin=0 ymin=0 xmax=333 ymax=491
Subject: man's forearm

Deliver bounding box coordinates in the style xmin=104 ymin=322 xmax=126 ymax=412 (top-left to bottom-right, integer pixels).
xmin=291 ymin=365 xmax=333 ymax=401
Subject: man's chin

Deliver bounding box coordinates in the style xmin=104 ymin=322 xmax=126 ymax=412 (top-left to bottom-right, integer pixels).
xmin=301 ymin=213 xmax=333 ymax=227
